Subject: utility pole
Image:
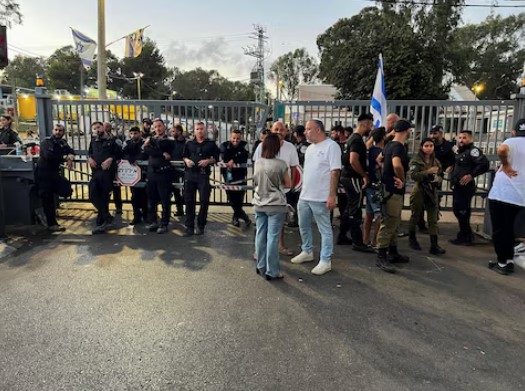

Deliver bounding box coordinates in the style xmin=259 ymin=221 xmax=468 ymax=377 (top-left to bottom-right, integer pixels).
xmin=243 ymin=25 xmax=268 ymax=104
xmin=97 ymin=0 xmax=107 ymax=99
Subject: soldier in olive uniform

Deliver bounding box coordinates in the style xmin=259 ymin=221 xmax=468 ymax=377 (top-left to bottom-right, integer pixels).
xmin=449 ymin=130 xmax=489 ymax=245
xmin=408 ymin=138 xmax=446 ymax=255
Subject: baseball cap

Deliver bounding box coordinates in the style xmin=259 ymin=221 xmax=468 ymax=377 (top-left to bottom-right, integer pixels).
xmin=430 ymin=125 xmax=443 ymax=133
xmin=294 ymin=125 xmax=305 ymax=137
xmin=514 ymin=118 xmax=525 ymax=132
xmin=357 ymin=113 xmax=374 ymax=122
xmin=142 ymin=118 xmax=152 ymax=125
xmin=394 ymin=119 xmax=413 ymax=132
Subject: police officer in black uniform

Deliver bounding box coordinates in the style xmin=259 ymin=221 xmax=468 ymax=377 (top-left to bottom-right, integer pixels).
xmin=104 ymin=122 xmax=123 ymax=215
xmin=220 ymin=129 xmax=251 ymax=227
xmin=141 ymin=118 xmax=153 ymax=138
xmin=122 ymin=126 xmax=147 ymax=225
xmin=35 ymin=123 xmax=75 ymax=231
xmin=182 ymin=121 xmax=220 ymax=236
xmin=449 ymin=130 xmax=489 ymax=245
xmin=143 ymin=119 xmax=175 ymax=234
xmin=88 ymin=121 xmax=122 ymax=234
xmin=170 ymin=124 xmax=187 ymax=217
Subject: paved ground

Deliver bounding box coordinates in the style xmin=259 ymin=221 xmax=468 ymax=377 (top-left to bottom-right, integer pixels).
xmin=1 ymin=205 xmax=524 ymax=391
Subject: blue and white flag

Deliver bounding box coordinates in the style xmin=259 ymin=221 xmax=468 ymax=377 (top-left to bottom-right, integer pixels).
xmin=370 ymin=53 xmax=387 ymax=129
xmin=71 ymin=28 xmax=97 ymax=70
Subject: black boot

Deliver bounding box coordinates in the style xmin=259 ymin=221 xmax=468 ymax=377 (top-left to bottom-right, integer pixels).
xmin=376 ymin=248 xmax=396 ymax=273
xmin=388 ymin=246 xmax=410 ymax=263
xmin=408 ymin=231 xmax=421 ymax=250
xmin=429 ymin=235 xmax=446 ymax=255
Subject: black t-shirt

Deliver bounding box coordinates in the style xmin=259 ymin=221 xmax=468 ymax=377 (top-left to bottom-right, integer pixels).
xmin=382 ymin=141 xmax=409 ymax=195
xmin=342 ymin=133 xmax=367 ymax=178
xmin=183 ymin=139 xmax=220 ymax=178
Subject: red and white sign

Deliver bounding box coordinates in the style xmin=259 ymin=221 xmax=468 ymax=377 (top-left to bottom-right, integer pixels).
xmin=116 ymin=160 xmax=141 ymax=186
xmin=292 ymin=165 xmax=303 ymax=192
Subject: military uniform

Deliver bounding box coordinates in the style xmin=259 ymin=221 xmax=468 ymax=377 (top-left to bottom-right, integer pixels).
xmin=143 ymin=135 xmax=175 ymax=231
xmin=122 ymin=138 xmax=147 ymax=224
xmin=88 ymin=135 xmax=122 ymax=232
xmin=450 ymin=143 xmax=489 ymax=244
xmin=408 ymin=154 xmax=445 ymax=254
xmin=220 ymin=140 xmax=250 ymax=226
xmin=182 ymin=139 xmax=220 ymax=235
xmin=36 ymin=135 xmax=75 ymax=228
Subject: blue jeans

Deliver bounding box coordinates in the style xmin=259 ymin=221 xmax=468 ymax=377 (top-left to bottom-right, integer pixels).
xmin=297 ymin=199 xmax=333 ymax=262
xmin=255 ymin=211 xmax=286 ymax=277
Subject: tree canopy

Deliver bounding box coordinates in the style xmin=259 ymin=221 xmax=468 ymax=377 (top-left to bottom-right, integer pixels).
xmin=2 ymin=55 xmax=45 ymax=89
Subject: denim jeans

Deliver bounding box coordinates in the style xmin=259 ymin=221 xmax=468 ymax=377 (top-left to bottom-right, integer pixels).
xmin=297 ymin=199 xmax=334 ymax=262
xmin=255 ymin=211 xmax=286 ymax=277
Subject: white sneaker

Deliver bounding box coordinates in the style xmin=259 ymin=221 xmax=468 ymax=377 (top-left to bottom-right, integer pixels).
xmin=291 ymin=251 xmax=314 ymax=264
xmin=311 ymin=261 xmax=331 ymax=276
xmin=515 ymin=242 xmax=525 ymax=255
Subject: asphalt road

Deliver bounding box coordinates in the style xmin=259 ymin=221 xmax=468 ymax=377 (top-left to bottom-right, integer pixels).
xmin=1 ymin=208 xmax=524 ymax=391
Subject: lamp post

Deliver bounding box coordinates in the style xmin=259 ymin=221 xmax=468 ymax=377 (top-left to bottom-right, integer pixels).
xmin=133 ymin=72 xmax=144 ymax=100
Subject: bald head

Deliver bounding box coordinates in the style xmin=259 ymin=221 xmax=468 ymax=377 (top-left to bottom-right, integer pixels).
xmin=386 ymin=114 xmax=400 ymax=132
xmin=271 ymin=121 xmax=288 ymax=142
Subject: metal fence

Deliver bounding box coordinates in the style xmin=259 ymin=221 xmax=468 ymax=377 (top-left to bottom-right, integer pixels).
xmin=48 ymin=99 xmax=268 ymax=205
xmin=45 ymin=96 xmax=518 ymax=210
xmin=275 ymin=99 xmax=518 ymax=210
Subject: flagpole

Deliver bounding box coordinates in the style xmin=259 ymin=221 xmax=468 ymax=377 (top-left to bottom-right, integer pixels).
xmin=97 ymin=0 xmax=107 ymax=99
xmin=105 ymin=25 xmax=150 ymax=48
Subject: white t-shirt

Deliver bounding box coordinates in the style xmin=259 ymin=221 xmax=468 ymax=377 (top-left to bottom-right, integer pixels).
xmin=253 ymin=140 xmax=299 ymax=193
xmin=300 ymin=138 xmax=342 ymax=202
xmin=488 ymin=137 xmax=525 ymax=207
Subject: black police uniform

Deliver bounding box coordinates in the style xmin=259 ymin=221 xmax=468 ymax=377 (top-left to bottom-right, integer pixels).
xmin=220 ymin=140 xmax=250 ymax=224
xmin=143 ymin=135 xmax=175 ymax=228
xmin=122 ymin=138 xmax=148 ymax=223
xmin=171 ymin=138 xmax=187 ymax=216
xmin=451 ymin=143 xmax=489 ymax=243
xmin=182 ymin=139 xmax=220 ymax=234
xmin=110 ymin=135 xmax=124 ymax=213
xmin=36 ymin=135 xmax=75 ymax=227
xmin=88 ymin=135 xmax=122 ymax=228
xmin=434 ymin=139 xmax=455 ymax=172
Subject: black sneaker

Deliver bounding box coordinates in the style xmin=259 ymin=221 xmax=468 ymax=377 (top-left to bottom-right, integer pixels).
xmin=156 ymin=225 xmax=168 ymax=234
xmin=489 ymin=261 xmax=514 ymax=274
xmin=182 ymin=229 xmax=194 ymax=237
xmin=449 ymin=238 xmax=473 ymax=246
xmin=244 ymin=218 xmax=252 ymax=228
xmin=353 ymin=244 xmax=376 ymax=253
xmin=376 ymin=256 xmax=396 ymax=273
xmin=92 ymin=223 xmax=107 ymax=235
xmin=196 ymin=227 xmax=205 ymax=235
xmin=232 ymin=217 xmax=240 ymax=227
xmin=336 ymin=235 xmax=353 ymax=245
xmin=146 ymin=223 xmax=159 ymax=232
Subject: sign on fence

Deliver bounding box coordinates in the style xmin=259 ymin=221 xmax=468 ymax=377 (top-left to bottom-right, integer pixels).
xmin=117 ymin=160 xmax=141 ymax=186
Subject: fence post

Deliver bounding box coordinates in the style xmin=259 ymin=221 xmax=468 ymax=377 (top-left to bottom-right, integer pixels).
xmin=35 ymin=87 xmax=54 ymax=138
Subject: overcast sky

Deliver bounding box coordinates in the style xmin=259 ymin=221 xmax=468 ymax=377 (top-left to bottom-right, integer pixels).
xmin=8 ymin=0 xmax=518 ymax=81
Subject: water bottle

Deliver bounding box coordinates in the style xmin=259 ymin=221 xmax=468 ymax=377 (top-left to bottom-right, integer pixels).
xmin=226 ymin=169 xmax=233 ymax=183
xmin=15 ymin=142 xmax=22 ymax=156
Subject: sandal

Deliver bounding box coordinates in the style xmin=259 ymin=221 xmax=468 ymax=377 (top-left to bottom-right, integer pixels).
xmin=279 ymin=247 xmax=293 ymax=256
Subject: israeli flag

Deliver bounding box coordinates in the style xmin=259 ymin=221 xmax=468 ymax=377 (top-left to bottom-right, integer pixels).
xmin=370 ymin=53 xmax=387 ymax=128
xmin=71 ymin=28 xmax=97 ymax=70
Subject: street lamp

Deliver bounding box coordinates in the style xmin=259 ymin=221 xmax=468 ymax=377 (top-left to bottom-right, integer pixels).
xmin=133 ymin=72 xmax=144 ymax=100
xmin=473 ymin=83 xmax=484 ymax=100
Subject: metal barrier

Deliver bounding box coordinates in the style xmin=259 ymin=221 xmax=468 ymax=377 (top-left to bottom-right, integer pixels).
xmin=49 ymin=99 xmax=267 ymax=204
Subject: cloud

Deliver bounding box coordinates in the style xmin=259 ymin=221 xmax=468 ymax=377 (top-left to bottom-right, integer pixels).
xmin=163 ymin=37 xmax=255 ymax=81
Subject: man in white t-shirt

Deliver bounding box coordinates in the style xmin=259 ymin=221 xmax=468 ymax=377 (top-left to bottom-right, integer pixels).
xmin=291 ymin=119 xmax=342 ymax=275
xmin=253 ymin=121 xmax=299 ymax=256
xmin=487 ymin=118 xmax=525 ymax=275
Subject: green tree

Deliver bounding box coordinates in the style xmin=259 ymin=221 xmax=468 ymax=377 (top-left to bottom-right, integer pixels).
xmin=2 ymin=55 xmax=45 ymax=88
xmin=449 ymin=13 xmax=525 ymax=100
xmin=170 ymin=67 xmax=255 ymax=101
xmin=317 ymin=1 xmax=463 ymax=100
xmin=269 ymin=48 xmax=319 ymax=100
xmin=1 ymin=0 xmax=22 ymax=27
xmin=46 ymin=46 xmax=83 ymax=94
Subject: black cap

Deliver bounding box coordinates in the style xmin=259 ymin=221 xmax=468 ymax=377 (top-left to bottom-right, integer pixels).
xmin=394 ymin=119 xmax=413 ymax=132
xmin=142 ymin=118 xmax=152 ymax=125
xmin=358 ymin=113 xmax=374 ymax=122
xmin=514 ymin=118 xmax=525 ymax=133
xmin=460 ymin=130 xmax=473 ymax=135
xmin=430 ymin=125 xmax=443 ymax=133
